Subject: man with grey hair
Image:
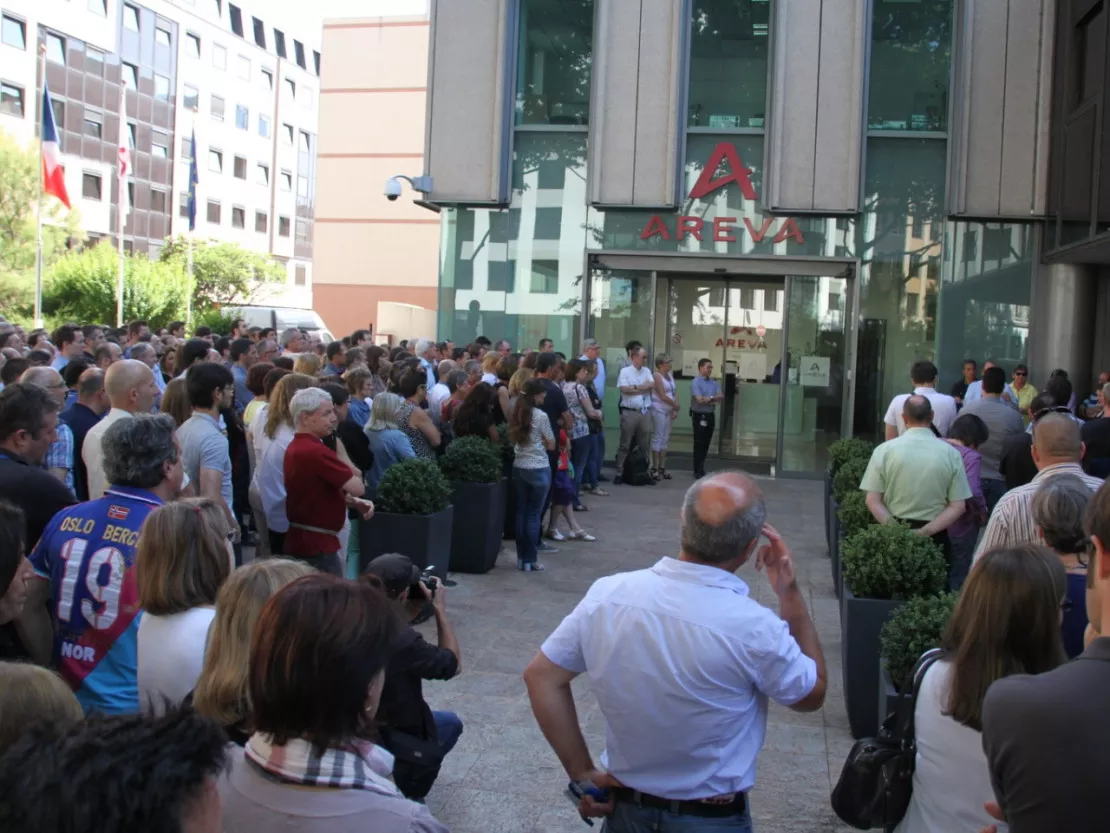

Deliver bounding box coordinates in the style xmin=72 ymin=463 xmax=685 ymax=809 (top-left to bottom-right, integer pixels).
xmin=416 ymin=339 xmax=438 ymax=390
xmin=128 ymin=341 xmax=165 ymax=399
xmin=279 ymin=328 xmax=306 ymax=354
xmin=525 ymin=472 xmax=826 ymax=828
xmin=21 ymin=365 xmax=75 ymax=491
xmin=283 ymin=387 xmax=373 ymax=574
xmin=17 ymin=414 xmax=184 ymax=711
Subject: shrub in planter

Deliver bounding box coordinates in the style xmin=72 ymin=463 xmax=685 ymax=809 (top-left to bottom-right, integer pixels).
xmin=837 ymin=490 xmax=874 ymax=540
xmin=880 ymin=592 xmax=958 ymax=690
xmin=828 ymin=437 xmax=875 ymax=475
xmin=440 ymin=437 xmax=506 ymax=574
xmin=361 ymin=458 xmax=454 ymax=576
xmin=376 ymin=458 xmax=452 ymax=515
xmin=832 ymin=455 xmax=869 ymax=503
xmin=841 ymin=522 xmax=947 ymax=601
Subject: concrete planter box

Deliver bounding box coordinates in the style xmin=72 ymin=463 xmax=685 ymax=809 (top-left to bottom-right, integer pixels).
xmin=878 ymin=661 xmax=911 ymax=729
xmin=841 ymin=587 xmax=906 ymax=739
xmin=360 ymin=505 xmax=454 ymax=579
xmin=449 ymin=479 xmax=506 ymax=574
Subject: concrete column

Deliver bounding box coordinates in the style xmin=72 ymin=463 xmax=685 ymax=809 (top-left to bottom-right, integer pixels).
xmin=1028 ymin=262 xmax=1096 ymax=389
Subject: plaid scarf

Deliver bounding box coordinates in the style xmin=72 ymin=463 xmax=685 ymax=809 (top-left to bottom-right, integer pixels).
xmin=244 ymin=733 xmax=400 ymax=795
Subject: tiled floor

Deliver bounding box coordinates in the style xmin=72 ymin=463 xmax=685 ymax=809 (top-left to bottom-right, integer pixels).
xmin=419 ymin=474 xmax=856 ymax=833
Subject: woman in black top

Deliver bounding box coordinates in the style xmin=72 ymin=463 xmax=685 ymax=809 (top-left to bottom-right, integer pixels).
xmin=0 ymin=501 xmax=33 ymax=661
xmin=453 ymin=382 xmax=500 ymax=445
xmin=492 ymin=354 xmax=519 ymax=424
xmin=319 ymin=383 xmax=374 ymax=474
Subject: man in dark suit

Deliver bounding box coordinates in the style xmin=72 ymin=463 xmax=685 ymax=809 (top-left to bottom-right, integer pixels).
xmin=60 ymin=368 xmax=109 ymax=501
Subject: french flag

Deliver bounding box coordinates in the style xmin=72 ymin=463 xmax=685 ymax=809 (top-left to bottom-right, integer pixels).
xmin=41 ymin=83 xmax=70 ymax=209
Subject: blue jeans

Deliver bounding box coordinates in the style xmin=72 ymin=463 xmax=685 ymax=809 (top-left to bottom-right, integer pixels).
xmin=603 ymin=801 xmax=753 ymax=833
xmin=432 ymin=710 xmax=463 ymax=755
xmin=571 ymin=435 xmax=593 ymax=502
xmin=513 ymin=466 xmax=551 ymax=564
xmin=586 ymin=432 xmax=605 ymax=487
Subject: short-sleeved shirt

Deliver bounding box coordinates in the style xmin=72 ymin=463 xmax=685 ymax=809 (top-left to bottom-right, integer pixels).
xmin=883 ymin=387 xmax=959 ymax=437
xmin=83 ymin=409 xmax=133 ymax=500
xmin=30 ymin=486 xmax=162 ymax=713
xmin=617 ymin=365 xmax=654 ymax=411
xmin=0 ymin=451 xmax=77 ymax=548
xmin=513 ymin=409 xmax=554 ymax=470
xmin=691 ymin=376 xmax=720 ymax=413
xmin=542 ymin=557 xmax=816 ymax=798
xmin=958 ymin=397 xmax=1026 ymax=481
xmin=859 ymin=427 xmax=972 ymax=522
xmin=561 ymin=381 xmax=590 ymax=440
xmin=230 ymin=364 xmax=252 ymax=415
xmin=177 ymin=411 xmax=233 ymax=514
xmin=284 ymin=432 xmax=355 ymax=555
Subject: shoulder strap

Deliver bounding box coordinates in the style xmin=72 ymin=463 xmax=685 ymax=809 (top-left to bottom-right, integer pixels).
xmin=894 ymin=647 xmax=943 ymax=742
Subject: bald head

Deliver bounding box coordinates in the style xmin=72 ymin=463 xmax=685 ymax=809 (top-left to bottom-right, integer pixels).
xmin=104 ymin=359 xmax=156 ymax=413
xmin=902 ymin=394 xmax=933 ymax=427
xmin=19 ymin=366 xmax=62 ymax=388
xmin=1033 ymin=413 xmax=1083 ymax=465
xmin=681 ymin=472 xmax=767 ymax=565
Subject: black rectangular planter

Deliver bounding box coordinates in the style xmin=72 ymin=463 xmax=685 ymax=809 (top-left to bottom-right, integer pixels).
xmin=823 ymin=471 xmax=833 ymax=552
xmin=829 ymin=504 xmax=841 ymax=599
xmin=449 ymin=479 xmax=506 ymax=574
xmin=841 ymin=587 xmax=906 ymax=739
xmin=359 ymin=505 xmax=454 ymax=578
xmin=827 ymin=494 xmax=839 ymax=557
xmin=878 ymin=661 xmax=910 ymax=728
xmin=833 ymin=525 xmax=844 ymax=601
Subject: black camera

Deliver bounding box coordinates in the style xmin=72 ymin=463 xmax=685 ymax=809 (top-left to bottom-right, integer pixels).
xmin=409 ymin=567 xmax=438 ymax=600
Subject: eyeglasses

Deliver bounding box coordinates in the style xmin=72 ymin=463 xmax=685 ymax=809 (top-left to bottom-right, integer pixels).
xmin=1032 ymin=406 xmax=1072 ymax=422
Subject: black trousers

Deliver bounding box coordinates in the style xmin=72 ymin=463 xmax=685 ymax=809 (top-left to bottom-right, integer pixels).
xmin=692 ymin=411 xmax=716 ymax=476
xmin=898 ymin=518 xmax=951 ymax=565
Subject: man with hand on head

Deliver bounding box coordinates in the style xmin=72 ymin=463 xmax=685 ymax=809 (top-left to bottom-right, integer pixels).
xmin=524 ymin=472 xmax=826 ymax=829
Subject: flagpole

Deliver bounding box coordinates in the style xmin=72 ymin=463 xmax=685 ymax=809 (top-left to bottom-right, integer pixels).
xmin=33 ymin=43 xmax=47 ymax=329
xmin=116 ymin=79 xmax=127 ymax=328
xmin=185 ymin=107 xmax=197 ymax=328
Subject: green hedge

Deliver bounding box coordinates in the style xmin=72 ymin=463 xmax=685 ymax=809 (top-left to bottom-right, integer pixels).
xmin=881 ymin=593 xmax=958 ymax=689
xmin=832 ymin=456 xmax=869 ymax=503
xmin=841 ymin=522 xmax=947 ymax=601
xmin=828 ymin=438 xmax=875 ymax=476
xmin=837 ymin=490 xmax=875 ymax=539
xmin=375 ymin=458 xmax=451 ymax=515
xmin=440 ymin=436 xmax=502 ymax=484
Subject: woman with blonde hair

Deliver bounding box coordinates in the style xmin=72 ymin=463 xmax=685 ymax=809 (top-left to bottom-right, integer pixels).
xmin=480 ymin=351 xmax=500 ymax=385
xmin=365 ymin=392 xmax=415 ymax=493
xmin=650 ymin=354 xmax=679 ymax=480
xmin=292 ymin=353 xmax=321 ymax=377
xmin=159 ymin=377 xmax=191 ymax=427
xmin=505 ymin=366 xmax=534 ymax=421
xmin=136 ymin=498 xmax=233 ymax=712
xmin=191 ymin=559 xmax=313 ymax=745
xmin=0 ymin=663 xmax=83 ymax=755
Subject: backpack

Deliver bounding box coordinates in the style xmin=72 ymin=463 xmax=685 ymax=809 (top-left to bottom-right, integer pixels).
xmin=623 ymin=437 xmax=656 ymax=486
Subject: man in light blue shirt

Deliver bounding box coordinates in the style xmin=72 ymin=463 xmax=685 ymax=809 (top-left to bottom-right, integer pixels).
xmin=176 ymin=363 xmax=238 ymax=541
xmin=49 ymin=324 xmax=85 ymax=373
xmin=690 ymin=357 xmax=723 ymax=478
xmin=416 ymin=339 xmax=438 ymax=390
xmin=964 ymin=360 xmax=1018 ymax=410
xmin=524 ymin=473 xmax=826 ymax=828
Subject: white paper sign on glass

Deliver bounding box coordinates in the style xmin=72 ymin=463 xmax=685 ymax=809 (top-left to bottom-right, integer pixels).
xmin=799 ymin=356 xmax=831 ymax=387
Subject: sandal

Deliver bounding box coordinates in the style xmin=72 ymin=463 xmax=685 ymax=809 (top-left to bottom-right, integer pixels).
xmin=573 ymin=504 xmax=588 ymax=512
xmin=545 ymin=528 xmax=566 ymax=542
xmin=517 ymin=560 xmax=546 ymax=572
xmin=570 ymin=530 xmax=596 ymax=542
xmin=589 ymin=487 xmax=610 ymax=497
xmin=661 ymin=469 xmax=672 ymax=480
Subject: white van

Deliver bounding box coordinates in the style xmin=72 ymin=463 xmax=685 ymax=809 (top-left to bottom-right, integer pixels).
xmin=224 ymin=306 xmax=333 ymax=343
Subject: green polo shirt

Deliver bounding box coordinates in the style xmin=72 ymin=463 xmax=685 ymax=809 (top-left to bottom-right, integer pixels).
xmin=859 ymin=427 xmax=972 ymax=522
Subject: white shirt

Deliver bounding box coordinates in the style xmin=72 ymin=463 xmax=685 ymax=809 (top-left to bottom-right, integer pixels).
xmin=883 ymin=387 xmax=958 ymax=437
xmin=427 ymin=382 xmax=451 ymax=425
xmin=480 ymin=372 xmax=497 ymax=386
xmin=965 ymin=379 xmax=1019 ymax=410
xmin=83 ymin=408 xmax=134 ymax=500
xmin=137 ymin=606 xmax=216 ymax=713
xmin=251 ymin=403 xmax=271 ymax=465
xmin=616 ymin=365 xmax=654 ymax=412
xmin=541 ymin=557 xmax=817 ymax=798
xmin=255 ymin=424 xmax=295 ymax=533
xmin=895 ymin=661 xmax=1008 ymax=833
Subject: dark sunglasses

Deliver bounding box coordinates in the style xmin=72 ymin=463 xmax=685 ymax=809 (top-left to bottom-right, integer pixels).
xmin=1033 ymin=406 xmax=1072 ymax=422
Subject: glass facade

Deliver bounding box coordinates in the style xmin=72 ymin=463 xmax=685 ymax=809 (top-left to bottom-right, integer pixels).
xmin=436 ymin=0 xmax=1038 ymax=472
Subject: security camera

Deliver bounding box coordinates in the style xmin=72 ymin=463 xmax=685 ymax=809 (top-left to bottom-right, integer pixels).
xmin=384 ymin=178 xmax=402 ymax=201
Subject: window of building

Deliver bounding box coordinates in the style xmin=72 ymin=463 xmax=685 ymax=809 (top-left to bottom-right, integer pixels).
xmin=83 ymin=111 xmax=103 ymax=138
xmin=179 ymin=191 xmax=189 ymax=217
xmin=123 ymin=4 xmax=140 ymax=31
xmin=179 ymin=135 xmax=191 ymax=159
xmin=207 ymin=200 xmax=221 ymax=223
xmin=293 ymin=39 xmax=306 ymax=69
xmin=208 ymin=149 xmax=223 ymax=172
xmin=154 ymin=74 xmax=170 ymax=100
xmin=229 ymin=4 xmax=243 ymax=36
xmin=255 ymin=211 xmax=267 ymax=232
xmin=231 ymin=206 xmax=245 ymax=228
xmin=155 ymin=27 xmax=171 ymax=47
xmin=46 ymin=32 xmax=66 ymax=65
xmin=260 ymin=68 xmax=273 ymax=89
xmin=0 ymin=82 xmax=24 ymax=118
xmin=86 ymin=47 xmax=105 ymax=75
xmin=211 ymin=94 xmax=224 ymax=121
xmin=295 ymin=265 xmax=306 ymax=285
xmin=514 ymin=0 xmax=593 ymax=126
xmin=313 ymin=50 xmax=321 ymax=76
xmin=298 ymin=130 xmax=310 ymax=152
xmin=82 ymin=172 xmax=102 ymax=200
xmin=962 ymin=229 xmax=979 ymax=261
xmin=235 ymin=104 xmax=248 ymax=129
xmin=285 ymin=78 xmax=295 ymax=99
xmin=50 ymin=98 xmax=64 ymax=129
xmin=122 ymin=62 xmax=138 ymax=88
xmin=256 ymin=162 xmax=269 ymax=185
xmin=529 ymin=261 xmax=559 ymax=294
xmin=279 ymin=170 xmax=292 ymax=191
xmin=150 ymin=189 xmax=167 ymax=212
xmin=2 ymin=14 xmax=26 ymax=50
xmin=88 ymin=0 xmax=107 ymax=15
xmin=212 ymin=43 xmax=226 ymax=70
xmin=295 ymin=219 xmax=308 ymax=240
xmin=764 ymin=288 xmax=779 ymax=312
xmin=282 ymin=123 xmax=293 ymax=145
xmin=237 ymin=55 xmax=250 ymax=80
xmin=278 ymin=215 xmax=290 ymax=236
xmin=186 ymin=32 xmax=200 ymax=57
xmin=301 ymin=87 xmax=313 ymax=110
xmin=127 ymin=122 xmax=136 ymax=148
xmin=233 ymin=155 xmax=246 ymax=178
xmin=274 ymin=28 xmax=287 ymax=58
xmin=867 ymin=0 xmax=952 ymax=131
xmin=152 ymin=139 xmax=168 ymax=158
xmin=183 ymin=84 xmax=199 ymax=111
xmin=296 ymin=175 xmax=308 ymax=197
xmin=686 ymin=0 xmax=769 ymax=129
xmin=828 ymin=292 xmax=843 ymax=312
xmin=252 ymin=17 xmax=266 ymax=48
xmin=214 ymin=0 xmax=222 ymax=14
xmin=739 ymin=287 xmax=755 ymax=309
xmin=258 ymin=114 xmax=270 ymax=137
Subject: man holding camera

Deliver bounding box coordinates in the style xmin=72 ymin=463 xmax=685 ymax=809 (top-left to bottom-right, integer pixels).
xmin=363 ymin=553 xmax=464 ymax=800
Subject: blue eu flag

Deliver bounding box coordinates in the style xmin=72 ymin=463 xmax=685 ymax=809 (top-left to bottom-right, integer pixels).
xmin=187 ymin=128 xmax=199 ymax=232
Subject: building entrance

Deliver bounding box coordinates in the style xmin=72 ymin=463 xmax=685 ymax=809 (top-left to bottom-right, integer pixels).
xmin=588 ymin=261 xmax=855 ymax=477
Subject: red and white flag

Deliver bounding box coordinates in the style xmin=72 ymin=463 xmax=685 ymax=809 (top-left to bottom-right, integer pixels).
xmin=118 ymin=83 xmax=131 ymax=220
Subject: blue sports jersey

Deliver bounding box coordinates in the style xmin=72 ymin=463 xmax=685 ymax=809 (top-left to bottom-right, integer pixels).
xmin=30 ymin=486 xmax=163 ymax=714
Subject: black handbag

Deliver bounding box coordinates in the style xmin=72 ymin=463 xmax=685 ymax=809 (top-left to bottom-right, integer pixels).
xmin=830 ymin=649 xmax=942 ymax=830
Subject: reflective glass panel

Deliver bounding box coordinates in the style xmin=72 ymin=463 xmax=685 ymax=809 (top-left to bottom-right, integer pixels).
xmin=515 ymin=0 xmax=593 ymax=126
xmin=867 ymin=0 xmax=953 ymax=131
xmin=688 ymin=0 xmax=770 ymax=128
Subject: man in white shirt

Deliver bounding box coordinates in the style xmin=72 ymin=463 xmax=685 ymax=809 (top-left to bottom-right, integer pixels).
xmin=83 ymin=360 xmax=160 ymax=499
xmin=427 ymin=359 xmax=455 ymax=426
xmin=883 ymin=360 xmax=958 ymax=439
xmin=964 ymin=360 xmax=1018 ymax=411
xmin=613 ymin=347 xmax=654 ymax=484
xmin=524 ymin=472 xmax=826 ymax=828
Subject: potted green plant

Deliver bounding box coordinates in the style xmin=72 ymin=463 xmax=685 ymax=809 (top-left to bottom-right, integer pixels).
xmin=833 ymin=490 xmax=874 ymax=598
xmin=878 ymin=593 xmax=958 ymax=723
xmin=440 ymin=436 xmax=506 ymax=574
xmin=360 ymin=458 xmax=454 ymax=577
xmin=840 ymin=522 xmax=947 ymax=738
xmin=826 ymin=438 xmax=874 ymax=551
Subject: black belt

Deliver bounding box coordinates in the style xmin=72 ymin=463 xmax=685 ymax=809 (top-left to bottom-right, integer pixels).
xmin=613 ymin=788 xmax=747 ymax=818
xmin=619 ymin=407 xmax=646 ymax=413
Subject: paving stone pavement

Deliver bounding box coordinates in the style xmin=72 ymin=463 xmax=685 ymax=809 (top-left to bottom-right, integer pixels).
xmin=418 ymin=474 xmax=856 ymax=833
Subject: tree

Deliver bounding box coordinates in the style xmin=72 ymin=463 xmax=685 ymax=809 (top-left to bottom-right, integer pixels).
xmin=159 ymin=235 xmax=286 ymax=314
xmin=44 ymin=242 xmax=189 ymax=327
xmin=0 ymin=129 xmax=83 ymax=322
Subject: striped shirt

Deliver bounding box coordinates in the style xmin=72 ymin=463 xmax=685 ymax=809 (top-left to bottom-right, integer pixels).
xmin=973 ymin=463 xmax=1105 ymax=561
xmin=44 ymin=422 xmax=75 ymax=492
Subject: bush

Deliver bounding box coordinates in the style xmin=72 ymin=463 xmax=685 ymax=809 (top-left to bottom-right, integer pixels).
xmin=841 ymin=522 xmax=947 ymax=601
xmin=832 ymin=455 xmax=869 ymax=502
xmin=440 ymin=436 xmax=502 ymax=483
xmin=192 ymin=308 xmax=239 ymax=336
xmin=495 ymin=423 xmax=514 ymax=466
xmin=828 ymin=438 xmax=875 ymax=475
xmin=375 ymin=458 xmax=451 ymax=515
xmin=837 ymin=490 xmax=874 ymax=539
xmin=881 ymin=593 xmax=958 ymax=689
